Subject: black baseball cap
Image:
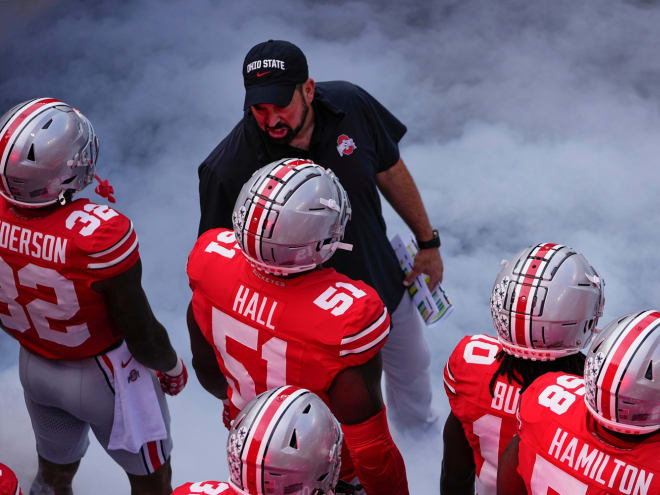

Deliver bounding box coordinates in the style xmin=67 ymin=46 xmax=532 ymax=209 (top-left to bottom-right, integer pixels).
xmin=243 ymin=40 xmax=309 ymax=110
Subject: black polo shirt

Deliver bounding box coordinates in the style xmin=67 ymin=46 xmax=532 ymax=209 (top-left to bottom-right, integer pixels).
xmin=197 ymin=81 xmax=406 ymax=312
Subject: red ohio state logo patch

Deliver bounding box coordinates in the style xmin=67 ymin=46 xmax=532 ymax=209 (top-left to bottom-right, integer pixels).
xmin=336 ymin=134 xmax=357 ymax=157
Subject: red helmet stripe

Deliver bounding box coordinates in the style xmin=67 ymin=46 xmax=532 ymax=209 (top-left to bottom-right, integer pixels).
xmin=597 ymin=310 xmax=660 ymax=421
xmin=241 ymin=386 xmax=306 ymax=494
xmin=243 ymin=160 xmax=315 ymax=262
xmin=0 ymin=98 xmax=62 ymax=197
xmin=511 ymin=243 xmax=559 ymax=346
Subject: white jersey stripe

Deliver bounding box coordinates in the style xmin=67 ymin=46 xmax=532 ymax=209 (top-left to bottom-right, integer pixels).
xmin=340 ymin=308 xmax=388 ymax=345
xmin=443 ymin=376 xmax=456 ymax=394
xmin=87 ymin=236 xmax=138 ymax=269
xmin=445 ymin=362 xmax=456 ymax=382
xmin=339 ymin=325 xmax=390 ymax=356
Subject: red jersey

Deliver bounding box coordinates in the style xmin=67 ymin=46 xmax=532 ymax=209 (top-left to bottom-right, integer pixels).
xmin=443 ymin=334 xmax=522 ymax=495
xmin=172 ymin=481 xmax=240 ymax=494
xmin=0 ymin=197 xmax=139 ymax=359
xmin=517 ymin=372 xmax=660 ymax=495
xmin=0 ymin=463 xmax=21 ymax=495
xmin=187 ymin=228 xmax=390 ymax=418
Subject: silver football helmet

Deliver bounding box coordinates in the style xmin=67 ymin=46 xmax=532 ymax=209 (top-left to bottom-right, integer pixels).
xmin=584 ymin=310 xmax=660 ymax=435
xmin=490 ymin=243 xmax=604 ymax=361
xmin=227 ymin=386 xmax=343 ymax=495
xmin=232 ymin=158 xmax=351 ymax=275
xmin=0 ymin=98 xmax=99 ymax=207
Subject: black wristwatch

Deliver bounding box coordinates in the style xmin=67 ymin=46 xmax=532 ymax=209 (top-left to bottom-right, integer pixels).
xmin=416 ymin=229 xmax=441 ymax=249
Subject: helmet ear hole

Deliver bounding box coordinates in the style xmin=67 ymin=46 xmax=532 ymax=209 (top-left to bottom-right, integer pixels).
xmin=27 ymin=144 xmax=36 ymax=162
xmin=646 ymin=362 xmax=653 ymax=381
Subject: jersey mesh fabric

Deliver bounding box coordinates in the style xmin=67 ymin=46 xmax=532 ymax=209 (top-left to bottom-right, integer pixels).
xmin=187 ymin=228 xmax=391 ymax=417
xmin=443 ymin=334 xmax=522 ymax=495
xmin=517 ymin=372 xmax=660 ymax=495
xmin=0 ymin=197 xmax=139 ymax=359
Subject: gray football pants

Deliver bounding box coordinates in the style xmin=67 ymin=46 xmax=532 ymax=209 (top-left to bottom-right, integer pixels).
xmin=18 ymin=346 xmax=172 ymax=475
xmin=381 ymin=291 xmax=436 ymax=428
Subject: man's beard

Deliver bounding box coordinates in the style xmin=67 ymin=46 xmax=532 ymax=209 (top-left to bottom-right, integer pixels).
xmin=264 ymin=102 xmax=310 ymax=146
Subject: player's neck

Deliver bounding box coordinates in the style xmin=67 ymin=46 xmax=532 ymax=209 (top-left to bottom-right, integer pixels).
xmin=591 ymin=420 xmax=654 ymax=447
xmin=10 ymin=203 xmax=62 ymax=219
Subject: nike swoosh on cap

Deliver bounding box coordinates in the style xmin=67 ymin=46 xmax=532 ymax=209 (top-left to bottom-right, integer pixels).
xmin=256 ymin=71 xmax=271 ymax=77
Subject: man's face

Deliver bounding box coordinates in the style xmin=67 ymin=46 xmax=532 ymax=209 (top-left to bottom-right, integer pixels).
xmin=250 ymin=86 xmax=310 ymax=144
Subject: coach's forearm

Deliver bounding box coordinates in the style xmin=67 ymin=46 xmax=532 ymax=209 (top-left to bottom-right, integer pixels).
xmin=376 ymin=158 xmax=434 ymax=241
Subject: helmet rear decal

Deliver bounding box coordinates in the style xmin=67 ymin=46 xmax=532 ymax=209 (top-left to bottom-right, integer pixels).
xmin=510 ymin=243 xmax=565 ymax=348
xmin=593 ymin=310 xmax=660 ymax=423
xmin=244 ymin=159 xmax=316 ymax=262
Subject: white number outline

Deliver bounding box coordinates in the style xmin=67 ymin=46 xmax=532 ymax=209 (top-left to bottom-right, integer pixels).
xmin=65 ymin=203 xmax=118 ymax=237
xmin=211 ymin=307 xmax=287 ymax=409
xmin=313 ymin=282 xmax=366 ymax=316
xmin=530 ymin=454 xmax=588 ymax=494
xmin=0 ymin=256 xmax=89 ymax=346
xmin=473 ymin=413 xmax=502 ymax=493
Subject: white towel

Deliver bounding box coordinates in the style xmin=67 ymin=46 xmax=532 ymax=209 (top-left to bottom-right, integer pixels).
xmin=105 ymin=342 xmax=167 ymax=453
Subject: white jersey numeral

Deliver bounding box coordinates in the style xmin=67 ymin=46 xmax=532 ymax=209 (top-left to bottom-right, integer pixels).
xmin=463 ymin=336 xmax=499 ymax=365
xmin=473 ymin=413 xmax=502 ymax=495
xmin=530 ymin=454 xmax=588 ymax=494
xmin=65 ymin=203 xmax=118 ymax=236
xmin=538 ymin=375 xmax=585 ymax=415
xmin=212 ymin=308 xmax=287 ymax=409
xmin=0 ymin=256 xmax=89 ymax=346
xmin=204 ymin=231 xmax=238 ymax=258
xmin=187 ymin=481 xmax=229 ymax=494
xmin=313 ymin=282 xmax=366 ymax=316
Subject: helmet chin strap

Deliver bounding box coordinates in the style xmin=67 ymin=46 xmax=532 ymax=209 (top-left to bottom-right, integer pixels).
xmin=334 ymin=241 xmax=353 ymax=251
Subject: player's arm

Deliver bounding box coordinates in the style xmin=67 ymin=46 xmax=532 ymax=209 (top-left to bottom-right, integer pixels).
xmin=440 ymin=412 xmax=476 ymax=495
xmin=186 ymin=301 xmax=228 ymax=400
xmin=329 ymin=352 xmax=409 ymax=495
xmin=375 ymin=157 xmax=443 ymax=288
xmin=496 ymin=435 xmax=526 ymax=495
xmin=92 ymin=259 xmax=178 ymax=372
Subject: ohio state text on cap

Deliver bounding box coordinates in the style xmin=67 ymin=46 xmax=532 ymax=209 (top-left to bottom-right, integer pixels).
xmin=243 ymin=40 xmax=309 ymax=110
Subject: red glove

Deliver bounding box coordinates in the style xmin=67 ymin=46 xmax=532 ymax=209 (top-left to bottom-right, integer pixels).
xmin=156 ymin=358 xmax=188 ymax=396
xmin=222 ymin=399 xmax=231 ymax=429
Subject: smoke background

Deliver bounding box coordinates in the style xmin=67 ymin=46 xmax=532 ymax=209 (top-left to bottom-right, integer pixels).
xmin=2 ymin=0 xmax=660 ymax=492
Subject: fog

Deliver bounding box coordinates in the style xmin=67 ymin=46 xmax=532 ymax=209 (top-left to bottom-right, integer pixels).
xmin=2 ymin=0 xmax=660 ymax=492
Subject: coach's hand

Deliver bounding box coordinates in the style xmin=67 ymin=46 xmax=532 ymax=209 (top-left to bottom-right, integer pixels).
xmin=156 ymin=357 xmax=188 ymax=396
xmin=404 ymin=248 xmax=443 ymax=290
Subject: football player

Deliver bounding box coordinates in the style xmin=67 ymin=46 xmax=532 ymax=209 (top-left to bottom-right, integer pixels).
xmin=0 ymin=98 xmax=187 ymax=494
xmin=497 ymin=310 xmax=660 ymax=495
xmin=187 ymin=158 xmax=408 ymax=495
xmin=441 ymin=243 xmax=604 ymax=495
xmin=172 ymin=385 xmax=343 ymax=495
xmin=0 ymin=463 xmax=22 ymax=495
